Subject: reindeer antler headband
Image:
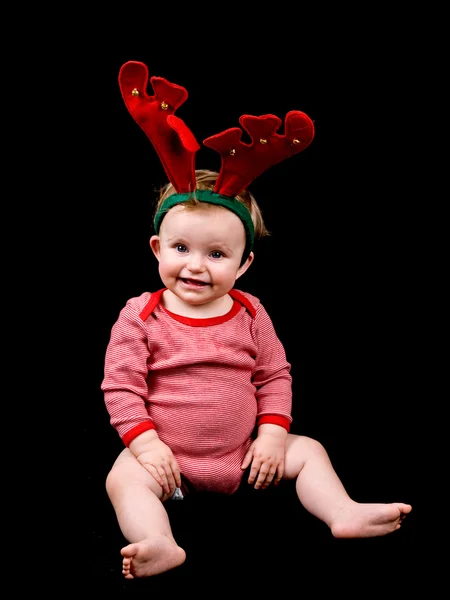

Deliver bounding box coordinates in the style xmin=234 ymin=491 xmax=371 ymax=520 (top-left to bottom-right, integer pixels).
xmin=118 ymin=61 xmax=315 ymax=260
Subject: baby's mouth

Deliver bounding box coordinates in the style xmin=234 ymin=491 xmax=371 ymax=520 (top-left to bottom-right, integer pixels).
xmin=180 ymin=278 xmax=209 ymax=287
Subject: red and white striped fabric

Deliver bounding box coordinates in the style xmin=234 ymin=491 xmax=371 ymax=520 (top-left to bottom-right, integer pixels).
xmin=102 ymin=288 xmax=293 ymax=494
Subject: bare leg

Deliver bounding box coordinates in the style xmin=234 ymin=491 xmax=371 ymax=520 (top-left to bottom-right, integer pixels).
xmin=284 ymin=435 xmax=412 ymax=538
xmin=105 ymin=448 xmax=186 ymax=579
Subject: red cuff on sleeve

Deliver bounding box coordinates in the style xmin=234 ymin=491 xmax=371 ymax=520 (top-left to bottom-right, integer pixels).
xmin=122 ymin=421 xmax=156 ymax=447
xmin=257 ymin=415 xmax=291 ymax=432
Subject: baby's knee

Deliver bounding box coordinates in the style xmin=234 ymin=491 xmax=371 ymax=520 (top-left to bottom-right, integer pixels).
xmin=105 ymin=457 xmax=166 ymax=502
xmin=105 ymin=463 xmax=125 ymax=499
xmin=288 ymin=434 xmax=328 ymax=457
xmin=105 ymin=453 xmax=139 ymax=498
xmin=304 ymin=435 xmax=328 ymax=457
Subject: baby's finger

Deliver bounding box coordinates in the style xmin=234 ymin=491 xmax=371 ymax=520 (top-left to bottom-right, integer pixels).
xmin=254 ymin=468 xmax=271 ymax=489
xmin=247 ymin=460 xmax=262 ymax=485
xmin=155 ymin=466 xmax=171 ymax=494
xmin=163 ymin=468 xmax=178 ymax=494
xmin=274 ymin=463 xmax=284 ymax=485
xmin=260 ymin=470 xmax=277 ymax=489
xmin=173 ymin=469 xmax=182 ymax=489
xmin=240 ymin=449 xmax=253 ymax=471
xmin=146 ymin=464 xmax=164 ymax=488
xmin=169 ymin=460 xmax=182 ymax=488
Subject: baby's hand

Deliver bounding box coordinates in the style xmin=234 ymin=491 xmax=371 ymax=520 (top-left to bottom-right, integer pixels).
xmin=241 ymin=426 xmax=287 ymax=490
xmin=135 ymin=438 xmax=181 ymax=495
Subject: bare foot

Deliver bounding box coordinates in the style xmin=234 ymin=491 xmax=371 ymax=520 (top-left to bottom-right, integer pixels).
xmin=330 ymin=502 xmax=412 ymax=538
xmin=121 ymin=535 xmax=186 ymax=579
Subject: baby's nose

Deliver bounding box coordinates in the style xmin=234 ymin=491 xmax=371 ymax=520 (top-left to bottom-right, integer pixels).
xmin=187 ymin=253 xmax=205 ymax=272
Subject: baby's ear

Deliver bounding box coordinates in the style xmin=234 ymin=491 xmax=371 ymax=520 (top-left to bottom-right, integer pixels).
xmin=236 ymin=252 xmax=254 ymax=279
xmin=149 ymin=235 xmax=161 ymax=259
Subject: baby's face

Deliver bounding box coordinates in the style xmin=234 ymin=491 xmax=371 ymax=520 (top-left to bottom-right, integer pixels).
xmin=152 ymin=203 xmax=249 ymax=307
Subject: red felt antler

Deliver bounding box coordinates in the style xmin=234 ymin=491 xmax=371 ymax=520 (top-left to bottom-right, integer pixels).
xmin=118 ymin=61 xmax=314 ymax=199
xmin=203 ymin=112 xmax=315 ymax=198
xmin=118 ymin=61 xmax=200 ymax=193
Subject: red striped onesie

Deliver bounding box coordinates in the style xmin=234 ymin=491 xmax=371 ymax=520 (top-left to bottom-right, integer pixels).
xmin=101 ymin=288 xmax=293 ymax=495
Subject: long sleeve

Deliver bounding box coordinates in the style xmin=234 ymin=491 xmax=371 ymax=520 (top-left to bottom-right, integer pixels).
xmin=251 ymin=302 xmax=293 ymax=427
xmin=101 ymin=298 xmax=155 ymax=440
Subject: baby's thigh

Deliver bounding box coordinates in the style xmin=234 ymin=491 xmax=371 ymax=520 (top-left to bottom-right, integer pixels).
xmin=106 ymin=448 xmax=162 ymax=497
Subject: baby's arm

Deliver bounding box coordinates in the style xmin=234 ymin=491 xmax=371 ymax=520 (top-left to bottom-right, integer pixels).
xmin=241 ymin=423 xmax=287 ymax=490
xmin=129 ymin=429 xmax=182 ymax=496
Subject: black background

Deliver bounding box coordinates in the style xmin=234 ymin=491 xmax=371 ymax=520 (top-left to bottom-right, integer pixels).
xmin=77 ymin=23 xmax=427 ymax=594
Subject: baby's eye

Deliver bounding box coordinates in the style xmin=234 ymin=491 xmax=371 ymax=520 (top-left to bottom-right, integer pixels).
xmin=175 ymin=244 xmax=187 ymax=253
xmin=210 ymin=251 xmax=224 ymax=259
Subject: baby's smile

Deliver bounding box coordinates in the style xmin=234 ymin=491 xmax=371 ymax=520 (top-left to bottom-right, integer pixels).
xmin=180 ymin=278 xmax=209 ymax=287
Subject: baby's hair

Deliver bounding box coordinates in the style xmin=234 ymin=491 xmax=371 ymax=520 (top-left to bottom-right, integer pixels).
xmin=155 ymin=169 xmax=270 ymax=239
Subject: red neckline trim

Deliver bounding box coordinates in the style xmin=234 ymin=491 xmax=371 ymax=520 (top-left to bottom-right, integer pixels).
xmin=139 ymin=288 xmax=256 ymax=323
xmin=162 ymin=298 xmax=241 ymax=326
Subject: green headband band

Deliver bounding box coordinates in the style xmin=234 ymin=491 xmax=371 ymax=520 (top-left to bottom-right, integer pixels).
xmin=154 ymin=189 xmax=255 ymax=261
